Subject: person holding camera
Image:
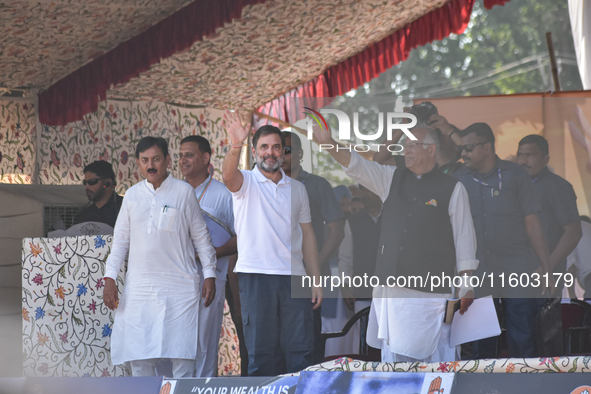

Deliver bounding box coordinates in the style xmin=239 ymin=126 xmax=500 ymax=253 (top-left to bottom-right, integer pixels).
xmin=374 ymin=102 xmax=463 ymax=175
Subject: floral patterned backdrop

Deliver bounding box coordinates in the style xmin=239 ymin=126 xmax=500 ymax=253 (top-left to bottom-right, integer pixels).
xmin=23 ymin=235 xmax=241 ymax=377
xmin=307 ymin=356 xmax=591 ymax=374
xmin=218 ymin=301 xmax=241 ymax=376
xmin=0 ymin=98 xmax=36 ymax=184
xmin=37 ymin=99 xmax=228 ymax=193
xmin=22 ymin=235 xmax=128 ymax=377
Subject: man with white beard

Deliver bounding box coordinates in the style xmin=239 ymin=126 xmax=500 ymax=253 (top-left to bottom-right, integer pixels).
xmin=222 ymin=112 xmax=323 ymax=376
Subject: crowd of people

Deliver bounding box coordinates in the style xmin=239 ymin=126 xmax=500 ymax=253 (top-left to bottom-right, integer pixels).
xmin=71 ymin=103 xmax=588 ymax=378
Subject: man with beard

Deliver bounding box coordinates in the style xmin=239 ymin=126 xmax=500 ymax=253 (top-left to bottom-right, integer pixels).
xmin=222 ymin=111 xmax=323 ymax=376
xmin=516 ymin=135 xmax=581 ymax=293
xmin=103 ymin=137 xmax=217 ymax=377
xmin=73 ymin=160 xmax=123 ymax=228
xmin=281 ymin=131 xmax=344 ymax=363
xmin=179 ymin=135 xmax=237 ymax=377
xmin=314 ymin=122 xmax=478 ymax=363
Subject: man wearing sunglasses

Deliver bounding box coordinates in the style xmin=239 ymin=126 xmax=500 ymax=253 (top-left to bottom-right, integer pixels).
xmin=454 ymin=123 xmax=551 ymax=359
xmin=313 ymin=122 xmax=478 ymax=363
xmin=73 ymin=160 xmax=123 ymax=228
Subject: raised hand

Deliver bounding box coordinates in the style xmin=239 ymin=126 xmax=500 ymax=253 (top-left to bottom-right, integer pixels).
xmin=223 ymin=110 xmax=251 ymax=146
xmin=428 ymin=114 xmax=454 ymax=136
xmin=312 ymin=120 xmax=333 ymax=145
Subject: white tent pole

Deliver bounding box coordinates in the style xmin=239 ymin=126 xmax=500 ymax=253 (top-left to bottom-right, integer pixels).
xmin=568 ymin=0 xmax=591 ymax=89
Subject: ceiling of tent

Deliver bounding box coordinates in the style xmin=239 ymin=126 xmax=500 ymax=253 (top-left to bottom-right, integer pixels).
xmin=107 ymin=0 xmax=449 ymax=109
xmin=1 ymin=0 xmax=448 ymax=108
xmin=0 ymin=0 xmax=193 ymax=90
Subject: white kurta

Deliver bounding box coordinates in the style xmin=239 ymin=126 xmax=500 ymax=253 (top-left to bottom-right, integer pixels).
xmin=192 ymin=175 xmax=235 ymax=377
xmin=105 ymin=173 xmax=217 ymax=365
xmin=342 ymin=151 xmax=479 ymax=362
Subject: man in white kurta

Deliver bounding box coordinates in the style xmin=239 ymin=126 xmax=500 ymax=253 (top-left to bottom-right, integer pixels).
xmin=179 ymin=135 xmax=236 ymax=377
xmin=314 ymin=125 xmax=478 ymax=363
xmin=104 ymin=137 xmax=217 ymax=377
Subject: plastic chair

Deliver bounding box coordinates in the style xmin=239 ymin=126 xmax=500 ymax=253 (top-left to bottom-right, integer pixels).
xmin=562 ymin=299 xmax=591 ymax=355
xmin=320 ymin=306 xmax=380 ymax=362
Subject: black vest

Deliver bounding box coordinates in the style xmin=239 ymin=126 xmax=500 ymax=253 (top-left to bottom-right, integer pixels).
xmin=349 ymin=212 xmax=381 ymax=299
xmin=375 ymin=166 xmax=458 ymax=293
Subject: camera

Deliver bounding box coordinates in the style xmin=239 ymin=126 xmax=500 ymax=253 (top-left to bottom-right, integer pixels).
xmin=408 ymin=101 xmax=438 ymax=124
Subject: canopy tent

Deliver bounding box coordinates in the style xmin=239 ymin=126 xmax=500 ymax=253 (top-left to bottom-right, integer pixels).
xmin=0 ymin=0 xmax=512 ymax=378
xmin=1 ymin=0 xmax=506 ymax=126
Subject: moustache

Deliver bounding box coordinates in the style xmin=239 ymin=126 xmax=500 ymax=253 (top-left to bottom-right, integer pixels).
xmin=147 ymin=169 xmax=157 ymax=173
xmin=263 ymin=155 xmax=278 ymax=161
xmin=461 ymin=156 xmax=471 ymax=161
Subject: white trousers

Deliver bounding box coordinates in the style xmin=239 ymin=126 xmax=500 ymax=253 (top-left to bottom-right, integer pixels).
xmin=195 ymin=278 xmax=226 ymax=377
xmin=130 ymin=358 xmax=195 ymax=377
xmin=380 ymin=322 xmax=459 ymax=363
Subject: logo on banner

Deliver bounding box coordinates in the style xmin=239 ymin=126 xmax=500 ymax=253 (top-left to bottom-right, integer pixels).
xmin=295 ymin=107 xmax=418 ymax=152
xmin=571 ymin=386 xmax=591 ymax=394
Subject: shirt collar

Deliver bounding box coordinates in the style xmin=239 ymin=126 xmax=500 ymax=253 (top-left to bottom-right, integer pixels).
xmin=296 ymin=169 xmax=310 ymax=183
xmin=532 ymin=166 xmax=550 ymax=180
xmin=193 ymin=174 xmax=212 ymax=192
xmin=253 ymin=165 xmax=289 ymax=185
xmin=145 ymin=172 xmax=172 ymax=193
xmin=407 ymin=164 xmax=439 ymax=180
xmin=460 ymin=155 xmax=509 ymax=176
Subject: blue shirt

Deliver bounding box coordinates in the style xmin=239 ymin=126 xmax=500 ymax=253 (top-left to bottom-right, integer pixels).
xmin=454 ymin=157 xmax=541 ymax=276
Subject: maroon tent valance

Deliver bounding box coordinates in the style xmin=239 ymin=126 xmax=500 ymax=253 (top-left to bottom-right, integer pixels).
xmin=257 ymin=0 xmax=499 ymax=124
xmin=39 ymin=0 xmax=510 ymax=127
xmin=38 ymin=0 xmax=268 ymax=126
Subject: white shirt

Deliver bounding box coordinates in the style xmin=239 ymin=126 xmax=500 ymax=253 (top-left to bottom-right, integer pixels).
xmin=231 ymin=166 xmax=311 ymax=276
xmin=193 ymin=175 xmax=235 ymax=281
xmin=567 ymin=220 xmax=591 ymax=282
xmin=343 ymin=151 xmax=478 ymax=360
xmin=105 ymin=173 xmax=217 ymax=365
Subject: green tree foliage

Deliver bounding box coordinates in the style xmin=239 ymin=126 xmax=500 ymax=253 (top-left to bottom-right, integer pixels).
xmin=313 ymin=0 xmax=583 ymax=184
xmin=363 ymin=0 xmax=582 ymax=99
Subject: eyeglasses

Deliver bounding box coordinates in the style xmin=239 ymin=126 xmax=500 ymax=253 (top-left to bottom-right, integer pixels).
xmin=284 ymin=146 xmax=292 ymax=155
xmin=457 ymin=142 xmax=488 ymax=153
xmin=83 ymin=178 xmax=102 ymax=186
xmin=402 ymin=142 xmax=431 ymax=151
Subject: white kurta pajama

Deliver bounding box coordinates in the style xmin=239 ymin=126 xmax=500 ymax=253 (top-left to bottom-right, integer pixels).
xmin=191 ymin=175 xmax=235 ymax=377
xmin=342 ymin=152 xmax=479 ymax=362
xmin=105 ymin=174 xmax=217 ymax=367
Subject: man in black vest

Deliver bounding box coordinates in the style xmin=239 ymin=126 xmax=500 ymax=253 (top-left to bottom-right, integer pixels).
xmin=314 ymin=123 xmax=479 ymax=363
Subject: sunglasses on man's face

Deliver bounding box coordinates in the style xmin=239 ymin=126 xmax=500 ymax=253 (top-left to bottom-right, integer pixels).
xmin=82 ymin=178 xmax=102 ymax=186
xmin=457 ymin=142 xmax=488 ymax=153
xmin=284 ymin=146 xmax=291 ymax=155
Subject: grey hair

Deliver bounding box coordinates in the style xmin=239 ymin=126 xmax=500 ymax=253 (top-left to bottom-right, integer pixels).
xmin=412 ymin=121 xmax=439 ymax=152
